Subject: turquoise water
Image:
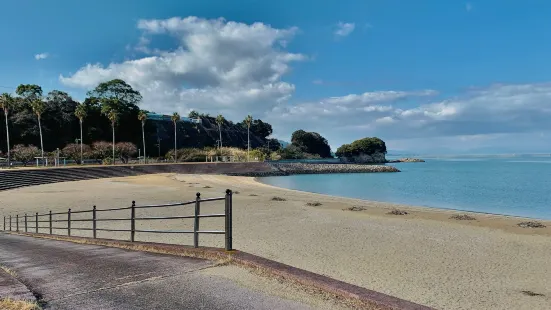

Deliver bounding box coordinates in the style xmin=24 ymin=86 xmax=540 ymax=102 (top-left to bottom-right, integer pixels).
xmin=259 ymin=157 xmax=551 ymax=220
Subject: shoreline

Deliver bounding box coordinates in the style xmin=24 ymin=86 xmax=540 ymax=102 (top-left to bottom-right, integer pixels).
xmin=245 ymin=175 xmax=551 ymax=236
xmin=1 ymin=173 xmax=550 ymax=309
xmin=253 ymin=176 xmax=551 ymax=222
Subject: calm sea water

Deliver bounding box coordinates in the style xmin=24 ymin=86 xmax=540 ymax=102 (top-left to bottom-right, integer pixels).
xmin=259 ymin=157 xmax=551 ymax=220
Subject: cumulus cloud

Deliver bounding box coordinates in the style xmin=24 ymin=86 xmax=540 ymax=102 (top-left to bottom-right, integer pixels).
xmin=35 ymin=53 xmax=48 ymax=60
xmin=60 ymin=16 xmax=305 ymax=120
xmin=334 ymin=22 xmax=355 ymax=37
xmin=270 ymin=82 xmax=551 ymax=148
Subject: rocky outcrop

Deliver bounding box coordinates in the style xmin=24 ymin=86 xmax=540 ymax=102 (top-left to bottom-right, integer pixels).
xmin=226 ymin=162 xmax=400 ymax=176
xmin=387 ymin=158 xmax=425 ymax=163
xmin=338 ymin=152 xmax=386 ymax=164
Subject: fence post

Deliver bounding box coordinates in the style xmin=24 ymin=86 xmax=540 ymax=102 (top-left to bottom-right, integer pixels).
xmin=194 ymin=192 xmax=201 ymax=248
xmin=3 ymin=216 xmax=5 ymax=231
xmin=35 ymin=213 xmax=38 ymax=233
xmin=225 ymin=189 xmax=233 ymax=251
xmin=9 ymin=215 xmax=11 ymax=231
xmin=49 ymin=211 xmax=52 ymax=234
xmin=67 ymin=209 xmax=71 ymax=236
xmin=130 ymin=201 xmax=136 ymax=242
xmin=24 ymin=214 xmax=27 ymax=232
xmin=92 ymin=206 xmax=97 ymax=239
xmin=16 ymin=215 xmax=19 ymax=232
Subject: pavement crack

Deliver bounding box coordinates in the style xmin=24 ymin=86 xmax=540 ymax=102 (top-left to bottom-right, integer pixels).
xmin=48 ymin=264 xmax=217 ymax=302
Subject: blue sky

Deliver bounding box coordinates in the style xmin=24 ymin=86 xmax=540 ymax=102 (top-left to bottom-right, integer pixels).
xmin=1 ymin=0 xmax=551 ymax=154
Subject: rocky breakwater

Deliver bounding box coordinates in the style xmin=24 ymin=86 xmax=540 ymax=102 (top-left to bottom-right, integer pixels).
xmin=387 ymin=158 xmax=425 ymax=163
xmin=226 ymin=162 xmax=400 ymax=177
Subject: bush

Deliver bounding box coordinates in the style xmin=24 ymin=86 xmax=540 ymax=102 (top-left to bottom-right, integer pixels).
xmin=90 ymin=141 xmax=112 ymax=163
xmin=335 ymin=137 xmax=387 ymax=158
xmin=12 ymin=144 xmax=40 ymax=166
xmin=115 ymin=142 xmax=137 ymax=163
xmin=62 ymin=143 xmax=91 ymax=164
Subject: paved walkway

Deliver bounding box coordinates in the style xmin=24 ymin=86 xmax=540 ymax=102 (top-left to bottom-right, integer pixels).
xmin=0 ymin=233 xmax=314 ymax=309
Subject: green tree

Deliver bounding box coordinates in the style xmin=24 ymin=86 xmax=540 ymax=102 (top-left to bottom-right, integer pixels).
xmin=188 ymin=110 xmax=200 ymax=119
xmin=138 ymin=110 xmax=148 ymax=163
xmin=290 ymin=130 xmax=332 ymax=158
xmin=29 ymin=99 xmax=46 ymax=161
xmin=243 ymin=115 xmax=253 ymax=161
xmin=0 ymin=93 xmax=14 ymax=166
xmin=101 ymin=105 xmax=118 ymax=165
xmin=335 ymin=137 xmax=387 ymax=158
xmin=216 ymin=114 xmax=225 ymax=148
xmin=250 ymin=119 xmax=272 ymax=140
xmin=74 ymin=103 xmax=87 ymax=164
xmin=171 ymin=112 xmax=180 ymax=162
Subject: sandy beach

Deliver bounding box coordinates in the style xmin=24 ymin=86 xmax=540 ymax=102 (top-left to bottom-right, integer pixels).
xmin=1 ymin=173 xmax=550 ymax=310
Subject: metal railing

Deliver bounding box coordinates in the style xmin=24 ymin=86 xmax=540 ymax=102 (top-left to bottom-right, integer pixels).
xmin=2 ymin=189 xmax=233 ymax=251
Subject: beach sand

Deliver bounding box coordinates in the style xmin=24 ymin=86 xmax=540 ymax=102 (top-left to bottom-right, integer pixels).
xmin=1 ymin=173 xmax=550 ymax=310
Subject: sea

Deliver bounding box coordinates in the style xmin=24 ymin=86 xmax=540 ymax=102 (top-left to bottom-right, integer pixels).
xmin=259 ymin=155 xmax=551 ymax=220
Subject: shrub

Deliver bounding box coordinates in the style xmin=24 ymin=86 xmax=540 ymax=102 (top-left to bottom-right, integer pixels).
xmin=90 ymin=141 xmax=112 ymax=163
xmin=12 ymin=144 xmax=40 ymax=166
xmin=271 ymin=196 xmax=286 ymax=201
xmin=62 ymin=143 xmax=91 ymax=164
xmin=115 ymin=142 xmax=137 ymax=163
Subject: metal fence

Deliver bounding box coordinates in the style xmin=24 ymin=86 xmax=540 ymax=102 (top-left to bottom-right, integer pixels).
xmin=2 ymin=190 xmax=233 ymax=251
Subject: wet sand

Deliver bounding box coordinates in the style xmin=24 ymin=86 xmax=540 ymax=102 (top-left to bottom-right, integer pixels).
xmin=1 ymin=173 xmax=550 ymax=310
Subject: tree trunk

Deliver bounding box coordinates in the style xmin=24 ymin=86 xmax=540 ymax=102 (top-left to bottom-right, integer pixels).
xmin=219 ymin=125 xmax=222 ymax=148
xmin=142 ymin=122 xmax=146 ymax=164
xmin=112 ymin=121 xmax=115 ymax=165
xmin=247 ymin=125 xmax=250 ymax=162
xmin=80 ymin=119 xmax=83 ymax=165
xmin=174 ymin=122 xmax=177 ymax=163
xmin=38 ymin=115 xmax=44 ymax=165
xmin=4 ymin=110 xmax=10 ymax=167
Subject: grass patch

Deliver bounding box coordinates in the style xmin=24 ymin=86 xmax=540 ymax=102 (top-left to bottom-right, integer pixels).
xmin=203 ymin=185 xmax=212 ymax=188
xmin=387 ymin=209 xmax=408 ymax=215
xmin=517 ymin=221 xmax=546 ymax=228
xmin=346 ymin=206 xmax=366 ymax=211
xmin=450 ymin=214 xmax=476 ymax=221
xmin=0 ymin=299 xmax=41 ymax=310
xmin=271 ymin=196 xmax=286 ymax=201
xmin=233 ymin=191 xmax=240 ymax=194
xmin=305 ymin=202 xmax=322 ymax=207
xmin=521 ymin=290 xmax=545 ymax=297
xmin=248 ymin=194 xmax=258 ymax=197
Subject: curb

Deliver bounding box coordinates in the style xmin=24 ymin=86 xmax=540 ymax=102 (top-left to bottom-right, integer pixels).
xmin=6 ymin=232 xmax=434 ymax=310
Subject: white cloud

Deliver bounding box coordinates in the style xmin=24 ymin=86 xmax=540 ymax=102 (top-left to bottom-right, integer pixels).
xmin=59 ymin=15 xmax=551 ymax=153
xmin=269 ymin=82 xmax=551 ymax=150
xmin=60 ymin=16 xmax=305 ymax=120
xmin=334 ymin=22 xmax=355 ymax=37
xmin=34 ymin=53 xmax=49 ymax=60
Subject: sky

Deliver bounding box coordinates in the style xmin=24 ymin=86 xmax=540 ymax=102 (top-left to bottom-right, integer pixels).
xmin=1 ymin=0 xmax=551 ymax=154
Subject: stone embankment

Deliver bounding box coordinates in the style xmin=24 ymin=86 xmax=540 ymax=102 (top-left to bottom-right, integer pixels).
xmin=226 ymin=162 xmax=400 ymax=177
xmin=387 ymin=158 xmax=425 ymax=163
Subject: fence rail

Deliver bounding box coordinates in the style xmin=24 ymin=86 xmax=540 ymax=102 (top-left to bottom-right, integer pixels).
xmin=3 ymin=189 xmax=233 ymax=251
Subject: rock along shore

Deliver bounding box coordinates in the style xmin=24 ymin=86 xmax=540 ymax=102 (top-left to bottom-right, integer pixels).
xmin=226 ymin=162 xmax=400 ymax=177
xmin=387 ymin=158 xmax=425 ymax=163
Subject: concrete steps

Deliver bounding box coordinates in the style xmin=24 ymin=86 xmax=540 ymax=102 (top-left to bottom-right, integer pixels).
xmin=0 ymin=162 xmax=274 ymax=191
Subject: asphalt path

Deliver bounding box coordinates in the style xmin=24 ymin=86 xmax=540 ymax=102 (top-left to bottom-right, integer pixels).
xmin=0 ymin=233 xmax=314 ymax=309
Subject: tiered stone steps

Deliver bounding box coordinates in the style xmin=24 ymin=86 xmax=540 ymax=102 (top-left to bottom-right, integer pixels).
xmin=0 ymin=162 xmax=273 ymax=191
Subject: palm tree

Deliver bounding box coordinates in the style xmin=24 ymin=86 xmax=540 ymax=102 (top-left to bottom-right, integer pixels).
xmin=30 ymin=99 xmax=46 ymax=163
xmin=74 ymin=103 xmax=87 ymax=165
xmin=101 ymin=105 xmax=118 ymax=165
xmin=0 ymin=93 xmax=13 ymax=167
xmin=171 ymin=112 xmax=180 ymax=163
xmin=244 ymin=115 xmax=253 ymax=161
xmin=216 ymin=114 xmax=225 ymax=149
xmin=138 ymin=110 xmax=148 ymax=164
